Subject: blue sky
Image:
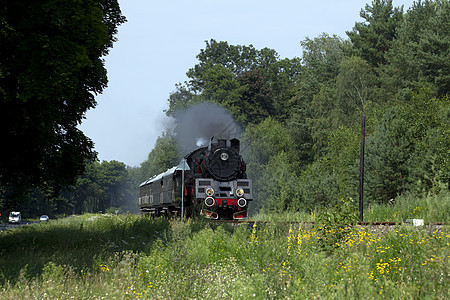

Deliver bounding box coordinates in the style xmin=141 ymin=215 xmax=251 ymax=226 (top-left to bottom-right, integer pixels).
xmin=79 ymin=0 xmax=416 ymax=167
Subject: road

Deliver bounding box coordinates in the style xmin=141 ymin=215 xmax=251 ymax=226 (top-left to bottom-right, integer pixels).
xmin=0 ymin=222 xmax=37 ymax=231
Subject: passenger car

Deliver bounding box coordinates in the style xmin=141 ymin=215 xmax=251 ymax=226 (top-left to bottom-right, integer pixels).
xmin=8 ymin=211 xmax=21 ymax=224
xmin=39 ymin=215 xmax=49 ymax=222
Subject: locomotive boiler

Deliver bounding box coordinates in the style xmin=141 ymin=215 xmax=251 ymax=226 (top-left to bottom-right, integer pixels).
xmin=139 ymin=138 xmax=252 ymax=220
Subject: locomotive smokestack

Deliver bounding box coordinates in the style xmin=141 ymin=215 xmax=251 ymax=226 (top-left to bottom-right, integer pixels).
xmin=230 ymin=138 xmax=240 ymax=153
xmin=217 ymin=139 xmax=227 ymax=148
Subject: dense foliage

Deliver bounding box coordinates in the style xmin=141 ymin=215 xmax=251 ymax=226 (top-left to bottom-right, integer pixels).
xmin=1 ymin=1 xmax=448 ymax=297
xmin=1 ymin=0 xmax=448 ymax=219
xmin=1 ymin=160 xmax=139 ymax=221
xmin=0 ymin=207 xmax=448 ymax=298
xmin=161 ymin=0 xmax=449 ymax=214
xmin=0 ymin=1 xmax=125 ymax=191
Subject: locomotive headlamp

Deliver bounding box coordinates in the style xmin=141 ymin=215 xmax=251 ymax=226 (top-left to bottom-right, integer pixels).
xmin=205 ymin=197 xmax=215 ymax=207
xmin=237 ymin=198 xmax=247 ymax=208
xmin=220 ymin=152 xmax=229 ymax=161
xmin=236 ymin=188 xmax=244 ymax=197
xmin=205 ymin=187 xmax=215 ymax=197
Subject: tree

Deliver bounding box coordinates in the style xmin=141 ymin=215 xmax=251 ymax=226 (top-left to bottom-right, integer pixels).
xmin=384 ymin=0 xmax=450 ymax=95
xmin=0 ymin=1 xmax=126 ymax=192
xmin=241 ymin=118 xmax=299 ymax=213
xmin=241 ymin=118 xmax=298 ymax=166
xmin=267 ymin=57 xmax=303 ymax=120
xmin=364 ymin=88 xmax=449 ymax=203
xmin=401 ymin=91 xmax=450 ymax=193
xmin=289 ymin=34 xmax=348 ymax=159
xmin=336 ymin=56 xmax=377 ymax=120
xmin=300 ymin=33 xmax=347 ymax=90
xmin=257 ymin=152 xmax=301 ymax=213
xmin=71 ymin=162 xmax=104 ymax=214
xmin=297 ymin=158 xmax=341 ymax=210
xmin=58 ymin=160 xmax=133 ymax=214
xmin=306 ymin=85 xmax=340 ymax=157
xmin=346 ymin=0 xmax=404 ymax=68
xmin=140 ymin=132 xmax=180 ymax=181
xmin=98 ymin=160 xmax=128 ymax=211
xmin=234 ymin=70 xmax=273 ymax=124
xmin=166 ymin=39 xmax=301 ymax=124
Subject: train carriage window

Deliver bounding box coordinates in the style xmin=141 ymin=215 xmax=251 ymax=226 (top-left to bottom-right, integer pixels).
xmin=167 ymin=177 xmax=173 ymax=189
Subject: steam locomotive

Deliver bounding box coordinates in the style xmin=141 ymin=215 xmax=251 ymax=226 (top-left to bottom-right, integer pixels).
xmin=139 ymin=138 xmax=252 ymax=220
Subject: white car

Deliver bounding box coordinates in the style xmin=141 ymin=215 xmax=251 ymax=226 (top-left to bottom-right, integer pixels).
xmin=9 ymin=211 xmax=21 ymax=224
xmin=39 ymin=215 xmax=49 ymax=222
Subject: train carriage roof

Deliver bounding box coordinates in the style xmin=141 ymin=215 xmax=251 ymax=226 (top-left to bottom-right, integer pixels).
xmin=139 ymin=166 xmax=179 ymax=187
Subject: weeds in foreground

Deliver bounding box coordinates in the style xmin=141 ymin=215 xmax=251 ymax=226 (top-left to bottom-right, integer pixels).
xmin=365 ymin=190 xmax=450 ymax=222
xmin=0 ymin=192 xmax=449 ymax=299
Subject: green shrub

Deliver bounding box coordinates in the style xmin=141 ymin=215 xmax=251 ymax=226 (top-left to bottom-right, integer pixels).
xmin=316 ymin=197 xmax=359 ymax=251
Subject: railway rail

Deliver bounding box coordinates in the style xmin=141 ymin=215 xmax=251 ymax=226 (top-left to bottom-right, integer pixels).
xmin=210 ymin=220 xmax=448 ymax=226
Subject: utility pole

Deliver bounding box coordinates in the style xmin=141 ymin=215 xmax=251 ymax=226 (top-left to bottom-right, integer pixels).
xmin=359 ymin=113 xmax=366 ymax=222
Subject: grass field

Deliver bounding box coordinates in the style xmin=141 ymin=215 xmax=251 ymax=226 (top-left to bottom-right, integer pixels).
xmin=0 ymin=192 xmax=449 ymax=299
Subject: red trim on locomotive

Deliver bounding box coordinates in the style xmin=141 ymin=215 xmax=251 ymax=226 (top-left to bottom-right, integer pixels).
xmin=212 ymin=198 xmax=244 ymax=210
xmin=201 ymin=209 xmax=219 ymax=220
xmin=233 ymin=210 xmax=247 ymax=219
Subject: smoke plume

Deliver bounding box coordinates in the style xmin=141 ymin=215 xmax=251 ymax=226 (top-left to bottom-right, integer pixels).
xmin=173 ymin=102 xmax=242 ymax=154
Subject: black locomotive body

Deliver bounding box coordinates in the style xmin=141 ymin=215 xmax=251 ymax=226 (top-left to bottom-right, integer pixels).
xmin=139 ymin=138 xmax=252 ymax=220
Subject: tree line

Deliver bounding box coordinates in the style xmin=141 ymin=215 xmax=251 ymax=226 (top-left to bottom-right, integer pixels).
xmin=147 ymin=0 xmax=449 ymax=214
xmin=1 ymin=0 xmax=448 ymax=219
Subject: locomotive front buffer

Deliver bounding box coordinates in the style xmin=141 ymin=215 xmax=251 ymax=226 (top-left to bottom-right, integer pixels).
xmin=196 ymin=178 xmax=253 ymax=220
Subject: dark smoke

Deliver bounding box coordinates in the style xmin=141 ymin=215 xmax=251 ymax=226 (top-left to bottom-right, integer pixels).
xmin=173 ymin=102 xmax=242 ymax=154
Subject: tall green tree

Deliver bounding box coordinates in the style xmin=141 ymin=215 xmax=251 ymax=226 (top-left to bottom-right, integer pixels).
xmin=292 ymin=34 xmax=349 ymax=158
xmin=140 ymin=132 xmax=180 ymax=182
xmin=59 ymin=160 xmax=132 ymax=214
xmin=365 ymin=89 xmax=449 ymax=203
xmin=306 ymin=85 xmax=339 ymax=157
xmin=241 ymin=118 xmax=299 ymax=213
xmin=166 ymin=39 xmax=301 ymax=124
xmin=347 ymin=0 xmax=404 ymax=68
xmin=64 ymin=161 xmax=103 ymax=214
xmin=336 ymin=56 xmax=377 ymax=120
xmin=384 ymin=0 xmax=450 ymax=95
xmin=0 ymin=0 xmax=126 ymax=192
xmin=98 ymin=160 xmax=128 ymax=211
xmin=299 ymin=33 xmax=348 ymax=92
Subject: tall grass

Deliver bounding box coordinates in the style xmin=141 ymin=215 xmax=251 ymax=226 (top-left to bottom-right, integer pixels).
xmin=365 ymin=190 xmax=450 ymax=223
xmin=0 ymin=214 xmax=170 ymax=286
xmin=250 ymin=210 xmax=314 ymax=222
xmin=0 ymin=192 xmax=449 ymax=299
xmin=252 ymin=190 xmax=450 ymax=223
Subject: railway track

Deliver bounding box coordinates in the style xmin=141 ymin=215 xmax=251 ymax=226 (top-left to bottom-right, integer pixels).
xmin=211 ymin=220 xmax=448 ymax=226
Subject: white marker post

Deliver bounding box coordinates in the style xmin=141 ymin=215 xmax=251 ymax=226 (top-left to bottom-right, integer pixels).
xmin=178 ymin=158 xmax=190 ymax=221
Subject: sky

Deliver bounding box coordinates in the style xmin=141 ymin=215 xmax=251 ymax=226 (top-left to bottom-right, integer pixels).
xmin=79 ymin=0 xmax=416 ymax=167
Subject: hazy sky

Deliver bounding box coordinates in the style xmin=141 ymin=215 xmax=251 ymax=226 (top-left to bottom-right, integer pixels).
xmin=79 ymin=0 xmax=416 ymax=167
